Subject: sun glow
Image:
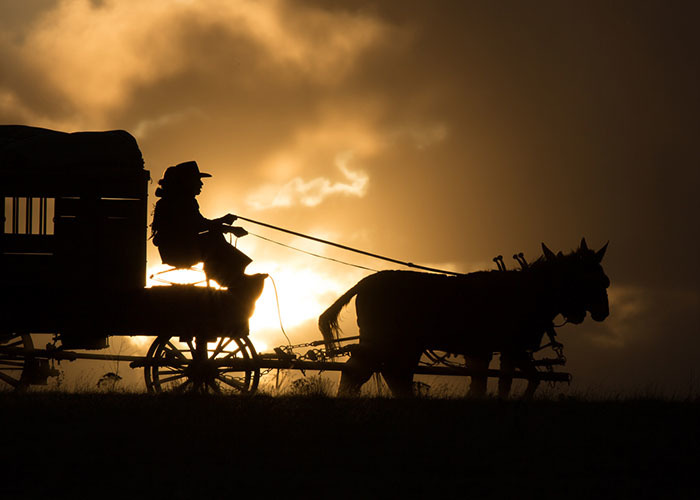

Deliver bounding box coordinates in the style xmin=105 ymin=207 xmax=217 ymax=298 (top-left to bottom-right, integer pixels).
xmin=145 ymin=259 xmax=358 ymax=352
xmin=247 ymin=260 xmax=353 ymax=337
xmin=147 ymin=263 xmax=213 ymax=287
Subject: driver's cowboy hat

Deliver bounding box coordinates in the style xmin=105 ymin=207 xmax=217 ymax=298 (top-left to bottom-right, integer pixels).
xmin=159 ymin=161 xmax=211 ymax=187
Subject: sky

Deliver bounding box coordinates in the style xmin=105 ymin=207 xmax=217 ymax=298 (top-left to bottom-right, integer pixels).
xmin=1 ymin=0 xmax=699 ymax=395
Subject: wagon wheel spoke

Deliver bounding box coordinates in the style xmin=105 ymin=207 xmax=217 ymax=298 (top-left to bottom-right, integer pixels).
xmin=145 ymin=336 xmax=193 ymax=393
xmin=3 ymin=339 xmax=24 ymax=349
xmin=186 ymin=340 xmax=196 ymax=359
xmin=0 ymin=334 xmax=36 ymax=390
xmin=158 ymin=372 xmax=188 ymax=384
xmin=220 ymin=346 xmax=244 ymax=360
xmin=165 ymin=341 xmax=188 ymax=360
xmin=210 ymin=338 xmax=233 ymax=358
xmin=157 ymin=367 xmax=186 ymax=376
xmin=216 ymin=374 xmax=247 ymax=392
xmin=0 ymin=360 xmax=26 ymax=367
xmin=211 ymin=338 xmax=254 ymax=393
xmin=0 ymin=371 xmax=22 ymax=388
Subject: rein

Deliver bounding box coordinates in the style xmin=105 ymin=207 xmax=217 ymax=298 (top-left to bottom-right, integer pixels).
xmin=231 ymin=214 xmax=463 ymax=276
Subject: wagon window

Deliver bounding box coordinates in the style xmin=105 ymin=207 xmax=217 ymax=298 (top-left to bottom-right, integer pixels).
xmin=3 ymin=197 xmax=55 ymax=235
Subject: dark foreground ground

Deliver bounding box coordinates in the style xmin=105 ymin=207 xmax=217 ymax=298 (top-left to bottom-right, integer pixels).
xmin=1 ymin=393 xmax=698 ymax=499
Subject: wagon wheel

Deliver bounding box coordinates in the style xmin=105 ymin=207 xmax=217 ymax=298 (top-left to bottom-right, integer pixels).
xmin=422 ymin=349 xmax=462 ymax=367
xmin=144 ymin=335 xmax=260 ymax=394
xmin=0 ymin=333 xmax=34 ymax=390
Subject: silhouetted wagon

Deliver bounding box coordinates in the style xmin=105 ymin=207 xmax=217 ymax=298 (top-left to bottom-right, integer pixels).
xmin=0 ymin=126 xmax=262 ymax=393
xmin=1 ymin=126 xmax=570 ymax=395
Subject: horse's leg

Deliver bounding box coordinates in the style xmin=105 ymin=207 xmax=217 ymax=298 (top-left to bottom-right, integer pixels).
xmin=500 ymin=352 xmax=540 ymax=399
xmin=514 ymin=354 xmax=540 ymax=399
xmin=465 ymin=354 xmax=491 ymax=398
xmin=337 ymin=346 xmax=375 ymax=397
xmin=381 ymin=353 xmax=421 ymax=398
xmin=498 ymin=353 xmax=516 ymax=399
xmin=381 ymin=370 xmax=414 ymax=398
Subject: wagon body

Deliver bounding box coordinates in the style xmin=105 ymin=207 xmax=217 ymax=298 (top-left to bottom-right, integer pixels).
xmin=0 ymin=126 xmax=253 ymax=345
xmin=1 ymin=125 xmax=148 ymax=289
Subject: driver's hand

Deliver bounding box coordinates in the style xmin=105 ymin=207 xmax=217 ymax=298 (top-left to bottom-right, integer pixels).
xmin=221 ymin=214 xmax=237 ymax=225
xmin=230 ymin=226 xmax=248 ymax=238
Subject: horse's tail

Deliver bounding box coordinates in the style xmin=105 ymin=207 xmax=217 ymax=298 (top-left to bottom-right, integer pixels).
xmin=318 ymin=281 xmax=364 ymax=358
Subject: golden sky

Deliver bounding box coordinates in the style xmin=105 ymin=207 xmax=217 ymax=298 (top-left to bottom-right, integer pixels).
xmin=2 ymin=0 xmax=699 ymax=394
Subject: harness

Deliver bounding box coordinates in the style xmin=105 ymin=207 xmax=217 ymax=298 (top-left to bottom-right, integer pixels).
xmin=537 ymin=323 xmax=566 ymax=361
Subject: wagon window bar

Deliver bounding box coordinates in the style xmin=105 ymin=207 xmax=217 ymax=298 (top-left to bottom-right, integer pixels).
xmin=3 ymin=197 xmax=55 ymax=235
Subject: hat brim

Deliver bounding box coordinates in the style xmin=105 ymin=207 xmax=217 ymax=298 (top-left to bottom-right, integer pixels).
xmin=199 ymin=172 xmax=212 ymax=178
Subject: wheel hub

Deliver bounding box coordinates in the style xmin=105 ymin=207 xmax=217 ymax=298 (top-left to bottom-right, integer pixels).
xmin=184 ymin=358 xmax=219 ymax=386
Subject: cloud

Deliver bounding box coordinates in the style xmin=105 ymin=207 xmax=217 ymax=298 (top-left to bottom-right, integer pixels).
xmin=0 ymin=89 xmax=30 ymax=122
xmin=2 ymin=0 xmax=388 ymax=125
xmin=132 ymin=107 xmax=204 ymax=139
xmin=391 ymin=122 xmax=448 ymax=150
xmin=584 ymin=285 xmax=700 ymax=349
xmin=247 ymin=151 xmax=368 ymax=209
xmin=560 ymin=284 xmax=700 ymax=395
xmin=586 ymin=286 xmax=649 ymax=348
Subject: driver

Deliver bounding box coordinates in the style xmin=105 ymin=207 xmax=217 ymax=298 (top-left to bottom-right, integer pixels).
xmin=150 ymin=161 xmax=266 ymax=297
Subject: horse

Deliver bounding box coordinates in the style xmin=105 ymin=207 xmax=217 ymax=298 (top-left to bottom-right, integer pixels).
xmin=318 ymin=238 xmax=610 ymax=398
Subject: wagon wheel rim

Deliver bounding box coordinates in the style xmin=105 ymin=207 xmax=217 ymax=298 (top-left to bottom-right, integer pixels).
xmin=144 ymin=335 xmax=259 ymax=394
xmin=0 ymin=333 xmax=34 ymax=390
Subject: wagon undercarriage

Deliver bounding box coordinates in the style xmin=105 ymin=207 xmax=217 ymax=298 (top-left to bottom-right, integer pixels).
xmin=0 ymin=330 xmax=571 ymax=395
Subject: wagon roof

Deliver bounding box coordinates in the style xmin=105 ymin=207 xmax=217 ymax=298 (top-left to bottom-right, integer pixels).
xmin=0 ymin=125 xmax=144 ymax=172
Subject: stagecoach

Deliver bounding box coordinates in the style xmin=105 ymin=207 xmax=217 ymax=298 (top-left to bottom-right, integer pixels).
xmin=0 ymin=125 xmax=572 ymax=395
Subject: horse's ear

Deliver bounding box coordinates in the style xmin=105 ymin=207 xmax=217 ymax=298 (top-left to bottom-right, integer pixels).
xmin=580 ymin=238 xmax=588 ymax=251
xmin=595 ymin=241 xmax=609 ymax=263
xmin=541 ymin=243 xmax=556 ymax=261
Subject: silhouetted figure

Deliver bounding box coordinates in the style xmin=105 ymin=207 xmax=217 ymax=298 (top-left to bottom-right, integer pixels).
xmin=151 ymin=161 xmax=266 ymax=297
xmin=319 ymin=239 xmax=610 ymax=399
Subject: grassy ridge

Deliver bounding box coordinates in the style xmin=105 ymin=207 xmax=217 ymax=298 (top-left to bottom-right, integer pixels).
xmin=1 ymin=393 xmax=698 ymax=498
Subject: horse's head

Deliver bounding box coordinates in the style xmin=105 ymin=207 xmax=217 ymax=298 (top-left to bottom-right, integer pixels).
xmin=541 ymin=238 xmax=610 ymax=324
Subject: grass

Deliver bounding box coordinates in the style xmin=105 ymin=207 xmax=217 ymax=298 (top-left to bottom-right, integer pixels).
xmin=1 ymin=390 xmax=698 ymax=499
